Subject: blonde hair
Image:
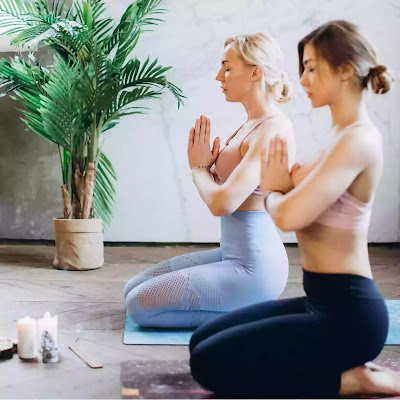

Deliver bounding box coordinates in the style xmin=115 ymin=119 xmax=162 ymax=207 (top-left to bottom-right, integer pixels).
xmin=224 ymin=32 xmax=293 ymax=103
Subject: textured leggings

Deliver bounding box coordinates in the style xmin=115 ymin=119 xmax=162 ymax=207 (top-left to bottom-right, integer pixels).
xmin=124 ymin=211 xmax=288 ymax=328
xmin=189 ymin=269 xmax=389 ymax=399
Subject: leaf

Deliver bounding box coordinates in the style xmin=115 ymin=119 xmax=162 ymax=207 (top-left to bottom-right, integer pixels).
xmin=10 ymin=19 xmax=86 ymax=50
xmin=93 ymin=151 xmax=117 ymax=230
xmin=39 ymin=55 xmax=85 ymax=149
xmin=82 ymin=1 xmax=93 ymax=31
xmin=118 ymin=56 xmax=185 ymax=108
xmin=0 ymin=0 xmax=37 ymax=35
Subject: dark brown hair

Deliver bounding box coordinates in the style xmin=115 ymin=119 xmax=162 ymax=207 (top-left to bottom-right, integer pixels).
xmin=298 ymin=20 xmax=392 ymax=94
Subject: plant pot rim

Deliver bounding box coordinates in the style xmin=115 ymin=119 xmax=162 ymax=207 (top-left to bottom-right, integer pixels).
xmin=53 ymin=217 xmax=103 ymax=221
xmin=53 ymin=218 xmax=103 ymax=233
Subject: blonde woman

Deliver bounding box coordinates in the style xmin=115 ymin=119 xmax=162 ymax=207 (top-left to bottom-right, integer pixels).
xmin=190 ymin=20 xmax=399 ymax=398
xmin=124 ymin=33 xmax=295 ymax=328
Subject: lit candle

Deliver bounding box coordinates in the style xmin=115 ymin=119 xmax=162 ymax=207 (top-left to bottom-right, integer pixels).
xmin=17 ymin=316 xmax=38 ymax=359
xmin=37 ymin=312 xmax=58 ymax=349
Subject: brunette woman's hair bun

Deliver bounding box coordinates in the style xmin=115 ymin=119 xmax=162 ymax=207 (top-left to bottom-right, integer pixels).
xmin=363 ymin=65 xmax=392 ymax=94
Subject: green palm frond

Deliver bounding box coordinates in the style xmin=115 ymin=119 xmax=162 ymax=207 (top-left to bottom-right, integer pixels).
xmin=0 ymin=79 xmax=20 ymax=96
xmin=120 ymin=57 xmax=185 ymax=108
xmin=102 ymin=104 xmax=148 ymax=133
xmin=92 ymin=16 xmax=113 ymax=41
xmin=121 ymin=57 xmax=171 ymax=87
xmin=104 ymin=0 xmax=166 ymax=66
xmin=49 ymin=27 xmax=91 ymax=62
xmin=102 ymin=2 xmax=139 ymax=55
xmin=11 ymin=18 xmax=85 ymax=49
xmin=88 ymin=44 xmax=120 ymax=113
xmin=0 ymin=0 xmax=38 ymax=35
xmin=100 ymin=86 xmax=161 ymax=130
xmin=51 ymin=0 xmax=74 ymax=19
xmin=0 ymin=56 xmax=53 ymax=142
xmin=135 ymin=0 xmax=166 ymax=29
xmin=39 ymin=55 xmax=84 ymax=149
xmin=165 ymin=81 xmax=185 ymax=109
xmin=33 ymin=0 xmax=50 ymax=14
xmin=87 ymin=0 xmax=107 ymax=21
xmin=101 ymin=56 xmax=185 ymax=129
xmin=93 ymin=151 xmax=117 ymax=229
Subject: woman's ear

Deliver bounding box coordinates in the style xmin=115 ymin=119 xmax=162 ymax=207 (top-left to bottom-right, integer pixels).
xmin=340 ymin=62 xmax=356 ymax=82
xmin=251 ymin=65 xmax=263 ymax=81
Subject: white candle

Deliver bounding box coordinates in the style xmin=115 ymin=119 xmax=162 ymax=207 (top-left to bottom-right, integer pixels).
xmin=17 ymin=316 xmax=38 ymax=359
xmin=37 ymin=312 xmax=58 ymax=350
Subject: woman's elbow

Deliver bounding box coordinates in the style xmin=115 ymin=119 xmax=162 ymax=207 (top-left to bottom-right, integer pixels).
xmin=209 ymin=203 xmax=231 ymax=217
xmin=274 ymin=213 xmax=309 ymax=232
xmin=273 ymin=215 xmax=292 ymax=232
xmin=208 ymin=192 xmax=233 ymax=216
xmin=270 ymin=205 xmax=301 ymax=232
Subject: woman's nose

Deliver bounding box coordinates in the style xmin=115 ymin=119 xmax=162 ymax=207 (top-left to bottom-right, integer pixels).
xmin=300 ymin=72 xmax=308 ymax=87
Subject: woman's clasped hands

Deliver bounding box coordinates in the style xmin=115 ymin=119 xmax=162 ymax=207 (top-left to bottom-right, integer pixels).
xmin=187 ymin=115 xmax=221 ymax=169
xmin=260 ymin=136 xmax=300 ymax=195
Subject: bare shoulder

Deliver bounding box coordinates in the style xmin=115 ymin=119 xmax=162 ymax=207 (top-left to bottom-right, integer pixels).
xmin=249 ymin=111 xmax=295 ymax=164
xmin=253 ymin=111 xmax=294 ymax=144
xmin=335 ymin=122 xmax=382 ymax=166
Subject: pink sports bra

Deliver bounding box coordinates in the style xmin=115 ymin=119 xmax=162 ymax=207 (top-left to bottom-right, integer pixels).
xmin=214 ymin=115 xmax=273 ymax=196
xmin=314 ymin=190 xmax=372 ymax=230
xmin=312 ymin=121 xmax=374 ymax=231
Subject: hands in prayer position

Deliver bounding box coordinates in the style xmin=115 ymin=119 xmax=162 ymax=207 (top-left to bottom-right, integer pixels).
xmin=260 ymin=136 xmax=296 ymax=195
xmin=187 ymin=115 xmax=221 ymax=169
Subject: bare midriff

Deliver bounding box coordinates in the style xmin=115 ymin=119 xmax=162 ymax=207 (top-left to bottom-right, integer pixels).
xmin=236 ymin=193 xmax=266 ymax=211
xmin=296 ymin=223 xmax=373 ymax=278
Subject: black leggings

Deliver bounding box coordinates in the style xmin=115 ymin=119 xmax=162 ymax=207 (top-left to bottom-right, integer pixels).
xmin=189 ymin=269 xmax=389 ymax=398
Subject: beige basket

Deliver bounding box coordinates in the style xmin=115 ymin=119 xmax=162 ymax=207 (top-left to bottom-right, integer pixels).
xmin=53 ymin=218 xmax=104 ymax=271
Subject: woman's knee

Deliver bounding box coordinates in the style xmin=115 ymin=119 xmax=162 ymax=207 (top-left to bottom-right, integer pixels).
xmin=123 ymin=270 xmax=155 ymax=301
xmin=123 ymin=279 xmax=134 ymax=300
xmin=189 ymin=319 xmax=218 ymax=353
xmin=190 ymin=344 xmax=219 ymax=391
xmin=189 ymin=328 xmax=201 ymax=353
xmin=123 ymin=276 xmax=141 ymax=300
xmin=125 ymin=286 xmax=157 ymax=327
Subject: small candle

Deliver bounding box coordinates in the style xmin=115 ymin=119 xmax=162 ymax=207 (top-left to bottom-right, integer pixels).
xmin=37 ymin=312 xmax=58 ymax=350
xmin=17 ymin=316 xmax=38 ymax=359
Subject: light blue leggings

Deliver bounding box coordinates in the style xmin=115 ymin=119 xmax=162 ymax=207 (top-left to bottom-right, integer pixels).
xmin=124 ymin=211 xmax=289 ymax=328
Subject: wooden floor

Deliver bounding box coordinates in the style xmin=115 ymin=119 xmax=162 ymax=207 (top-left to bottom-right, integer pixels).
xmin=0 ymin=244 xmax=399 ymax=399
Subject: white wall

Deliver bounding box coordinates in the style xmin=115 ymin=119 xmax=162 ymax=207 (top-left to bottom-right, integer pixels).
xmin=101 ymin=0 xmax=400 ymax=243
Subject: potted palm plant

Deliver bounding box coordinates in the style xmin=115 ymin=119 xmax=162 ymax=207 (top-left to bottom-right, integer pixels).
xmin=0 ymin=0 xmax=184 ymax=270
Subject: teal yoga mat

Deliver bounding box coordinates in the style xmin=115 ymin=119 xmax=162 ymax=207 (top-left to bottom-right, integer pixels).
xmin=123 ymin=300 xmax=400 ymax=345
xmin=123 ymin=312 xmax=194 ymax=345
xmin=385 ymin=300 xmax=400 ymax=345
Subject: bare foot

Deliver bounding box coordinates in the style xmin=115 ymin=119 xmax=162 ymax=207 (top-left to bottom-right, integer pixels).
xmin=340 ymin=365 xmax=400 ymax=397
xmin=366 ymin=362 xmax=400 ymax=377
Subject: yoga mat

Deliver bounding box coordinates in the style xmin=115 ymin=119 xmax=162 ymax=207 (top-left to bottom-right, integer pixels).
xmin=385 ymin=300 xmax=400 ymax=345
xmin=123 ymin=312 xmax=194 ymax=345
xmin=123 ymin=300 xmax=400 ymax=346
xmin=120 ymin=360 xmax=211 ymax=399
xmin=121 ymin=359 xmax=400 ymax=400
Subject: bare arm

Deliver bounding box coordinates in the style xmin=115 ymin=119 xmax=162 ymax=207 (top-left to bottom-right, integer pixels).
xmin=291 ymin=150 xmax=325 ymax=187
xmin=210 ymin=165 xmax=221 ymax=184
xmin=265 ymin=128 xmax=380 ymax=231
xmin=193 ymin=119 xmax=294 ymax=216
